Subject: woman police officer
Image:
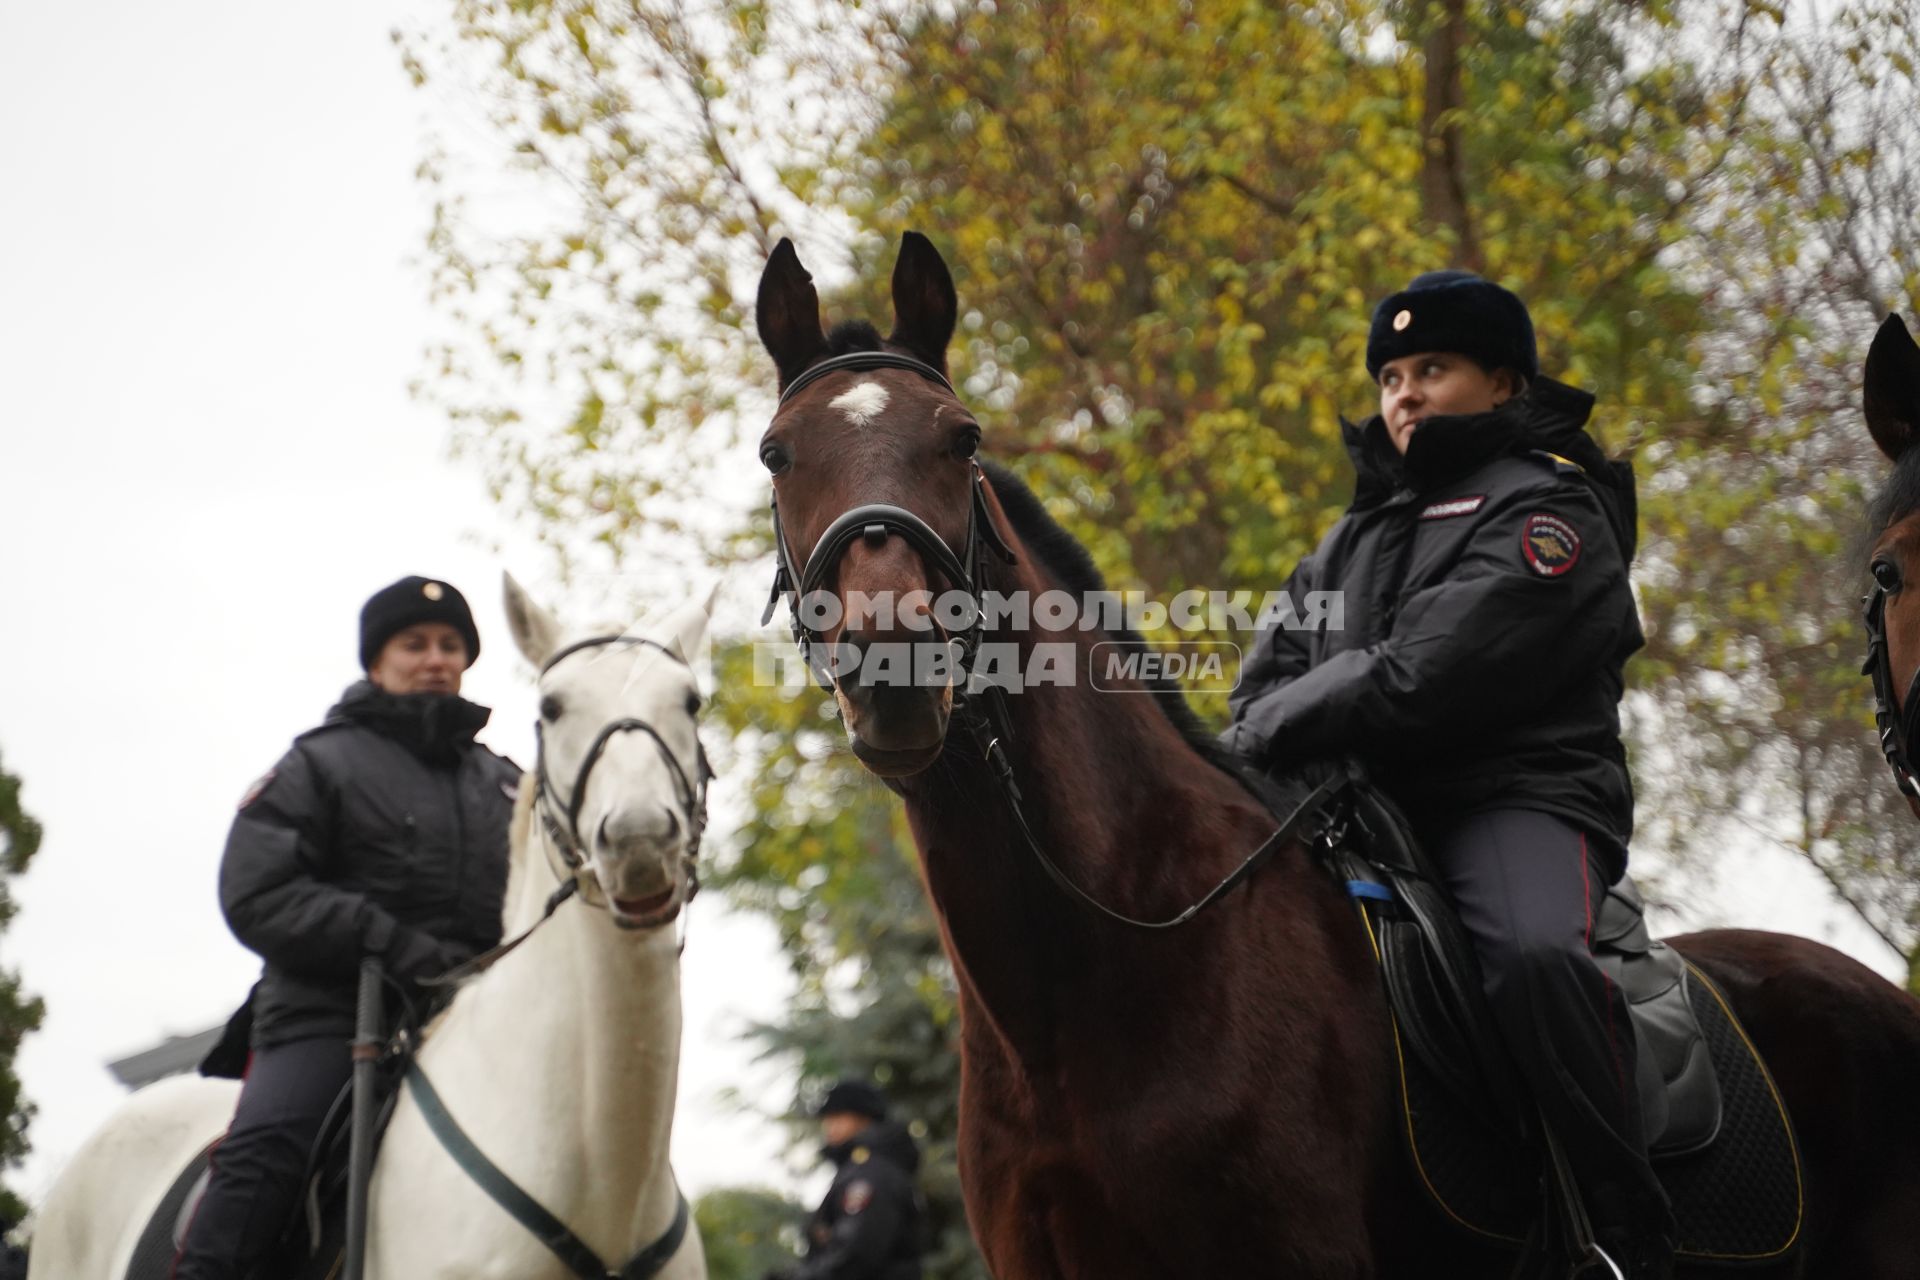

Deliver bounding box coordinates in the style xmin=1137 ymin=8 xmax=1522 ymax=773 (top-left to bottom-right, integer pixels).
xmin=1222 ymin=271 xmax=1675 ymax=1279
xmin=172 ymin=576 xmax=520 ymax=1280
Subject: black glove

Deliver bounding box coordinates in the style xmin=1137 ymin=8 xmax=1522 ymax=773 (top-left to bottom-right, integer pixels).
xmin=384 ymin=927 xmax=463 ymax=986
xmin=1217 ymin=721 xmax=1263 ymax=764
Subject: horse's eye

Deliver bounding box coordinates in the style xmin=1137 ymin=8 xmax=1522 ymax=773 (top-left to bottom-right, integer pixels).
xmin=956 ymin=426 xmax=981 ymax=459
xmin=1874 ymin=559 xmax=1904 ymax=593
xmin=760 ymin=441 xmax=791 ymax=475
xmin=540 ymin=695 xmax=563 ymax=722
xmin=685 ymin=691 xmax=702 ymax=716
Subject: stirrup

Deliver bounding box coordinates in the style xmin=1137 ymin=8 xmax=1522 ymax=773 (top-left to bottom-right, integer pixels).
xmin=1567 ymin=1242 xmax=1626 ymax=1280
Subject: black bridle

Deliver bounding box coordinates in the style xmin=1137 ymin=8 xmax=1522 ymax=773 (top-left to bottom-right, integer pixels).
xmin=421 ymin=633 xmax=712 ymax=987
xmin=409 ymin=632 xmax=705 ymax=1279
xmin=1862 ymin=584 xmax=1920 ymax=800
xmin=760 ymin=350 xmax=1345 ymax=930
xmin=534 ymin=634 xmax=712 ymax=881
xmin=760 ymin=350 xmax=1018 ymax=695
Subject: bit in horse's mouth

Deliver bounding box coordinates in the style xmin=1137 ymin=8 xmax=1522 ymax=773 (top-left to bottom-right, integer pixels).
xmin=611 ymin=886 xmax=680 ymax=928
xmin=849 ymin=736 xmax=945 ymax=777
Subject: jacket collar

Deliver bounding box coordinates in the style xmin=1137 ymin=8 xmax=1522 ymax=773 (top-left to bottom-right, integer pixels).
xmin=1341 ymin=376 xmax=1599 ymax=506
xmin=328 ymin=680 xmax=492 ymax=765
xmin=821 ymin=1119 xmax=922 ymax=1173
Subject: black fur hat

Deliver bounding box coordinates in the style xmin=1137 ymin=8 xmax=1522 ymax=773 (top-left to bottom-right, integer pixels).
xmin=1366 ymin=270 xmax=1538 ymax=382
xmin=359 ymin=576 xmax=480 ymax=671
xmin=815 ymin=1078 xmax=890 ymax=1121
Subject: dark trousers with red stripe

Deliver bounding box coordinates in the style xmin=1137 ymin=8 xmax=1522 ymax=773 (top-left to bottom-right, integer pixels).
xmin=171 ymin=1036 xmax=350 ymax=1280
xmin=1429 ymin=808 xmax=1673 ymax=1243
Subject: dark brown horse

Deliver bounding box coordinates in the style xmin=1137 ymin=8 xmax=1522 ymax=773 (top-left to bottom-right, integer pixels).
xmin=1863 ymin=314 xmax=1920 ymax=823
xmin=755 ymin=233 xmax=1920 ymax=1278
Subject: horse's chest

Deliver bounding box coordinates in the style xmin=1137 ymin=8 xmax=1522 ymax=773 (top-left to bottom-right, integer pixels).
xmin=970 ymin=1122 xmax=1368 ymax=1279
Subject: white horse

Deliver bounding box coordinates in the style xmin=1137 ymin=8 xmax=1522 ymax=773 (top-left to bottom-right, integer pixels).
xmin=30 ymin=576 xmax=712 ymax=1280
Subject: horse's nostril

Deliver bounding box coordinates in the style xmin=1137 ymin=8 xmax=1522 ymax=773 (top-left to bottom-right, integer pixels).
xmin=598 ymin=805 xmax=682 ymax=850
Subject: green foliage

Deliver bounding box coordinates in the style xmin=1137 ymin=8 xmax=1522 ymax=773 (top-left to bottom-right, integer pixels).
xmin=0 ymin=751 xmax=45 ymax=1228
xmin=1621 ymin=2 xmax=1920 ymax=984
xmin=395 ymin=0 xmax=886 ymax=576
xmin=406 ymin=0 xmax=1920 ymax=1257
xmin=695 ymin=1185 xmax=806 ymax=1280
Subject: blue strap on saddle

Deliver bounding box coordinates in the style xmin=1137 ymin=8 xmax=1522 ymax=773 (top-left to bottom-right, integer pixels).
xmin=1346 ymin=880 xmax=1394 ymax=903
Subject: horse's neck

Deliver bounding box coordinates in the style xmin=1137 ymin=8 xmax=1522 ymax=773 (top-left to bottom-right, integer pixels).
xmin=905 ymin=563 xmax=1285 ymax=1064
xmin=419 ymin=779 xmax=684 ymax=1247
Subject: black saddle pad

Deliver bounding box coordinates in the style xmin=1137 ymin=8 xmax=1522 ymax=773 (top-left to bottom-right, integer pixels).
xmin=1296 ymin=767 xmax=1806 ymax=1266
xmin=1360 ymin=902 xmax=1805 ymax=1265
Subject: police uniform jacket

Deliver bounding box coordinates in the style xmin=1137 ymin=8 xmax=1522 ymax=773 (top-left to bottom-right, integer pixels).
xmin=1225 ymin=378 xmax=1643 ymax=864
xmin=219 ymin=681 xmax=520 ymax=1048
xmin=787 ymin=1120 xmax=926 ymax=1280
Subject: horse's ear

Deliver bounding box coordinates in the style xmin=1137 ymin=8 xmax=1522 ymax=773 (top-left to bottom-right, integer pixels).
xmin=1865 ymin=313 xmax=1920 ymax=462
xmin=656 ymin=581 xmax=720 ymax=667
xmin=503 ymin=572 xmax=563 ymax=669
xmin=757 ymin=238 xmax=826 ymax=391
xmin=889 ymin=231 xmax=957 ymax=373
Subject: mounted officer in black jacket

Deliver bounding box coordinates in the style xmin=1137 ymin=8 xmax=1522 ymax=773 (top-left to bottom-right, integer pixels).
xmin=769 ymin=1080 xmax=926 ymax=1280
xmin=174 ymin=576 xmax=519 ymax=1280
xmin=1223 ymin=272 xmax=1674 ymax=1280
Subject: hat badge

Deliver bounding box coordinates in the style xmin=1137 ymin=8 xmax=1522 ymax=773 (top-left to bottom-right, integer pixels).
xmin=423 ymin=582 xmax=445 ymax=601
xmin=1393 ymin=309 xmax=1413 ymax=332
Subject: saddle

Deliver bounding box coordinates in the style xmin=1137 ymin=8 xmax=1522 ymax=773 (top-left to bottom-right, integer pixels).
xmin=123 ymin=1002 xmax=414 ymax=1280
xmin=121 ymin=1071 xmax=390 ymax=1280
xmin=1300 ymin=770 xmax=1803 ymax=1267
xmin=1331 ymin=783 xmax=1721 ymax=1158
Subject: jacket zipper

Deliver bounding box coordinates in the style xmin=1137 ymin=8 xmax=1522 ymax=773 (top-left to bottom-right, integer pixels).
xmin=1376 ymin=490 xmax=1421 ymax=636
xmin=449 ymin=767 xmax=467 ymax=922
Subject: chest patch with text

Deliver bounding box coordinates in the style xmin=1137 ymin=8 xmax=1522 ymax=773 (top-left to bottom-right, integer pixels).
xmin=1521 ymin=513 xmax=1582 ymax=576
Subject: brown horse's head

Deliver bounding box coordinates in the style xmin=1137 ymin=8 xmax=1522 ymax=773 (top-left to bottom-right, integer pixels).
xmin=755 ymin=233 xmax=987 ymax=777
xmin=1863 ymin=313 xmax=1920 ymax=814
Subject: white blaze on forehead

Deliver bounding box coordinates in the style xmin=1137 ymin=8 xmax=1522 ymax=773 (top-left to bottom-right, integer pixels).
xmin=830 ymin=381 xmax=890 ymax=427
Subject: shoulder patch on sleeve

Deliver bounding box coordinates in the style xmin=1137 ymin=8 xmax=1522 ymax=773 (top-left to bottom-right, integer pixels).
xmin=1527 ymin=449 xmax=1586 ymax=476
xmin=1419 ymin=495 xmax=1486 ymax=520
xmin=1521 ymin=513 xmax=1582 ymax=577
xmin=842 ymin=1179 xmax=874 ymax=1215
xmin=238 ymin=769 xmax=277 ymax=811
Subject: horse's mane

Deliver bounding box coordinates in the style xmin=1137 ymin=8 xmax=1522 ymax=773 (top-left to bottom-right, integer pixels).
xmin=827 ymin=319 xmax=886 ymax=355
xmin=1867 ymin=445 xmax=1920 ymax=550
xmin=979 ymin=460 xmax=1234 ymax=769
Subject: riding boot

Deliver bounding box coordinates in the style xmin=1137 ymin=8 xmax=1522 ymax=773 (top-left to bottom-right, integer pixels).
xmin=1428 ymin=810 xmax=1675 ymax=1279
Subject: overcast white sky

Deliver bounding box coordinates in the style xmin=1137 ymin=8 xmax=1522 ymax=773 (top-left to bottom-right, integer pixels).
xmin=0 ymin=0 xmax=797 ymax=1212
xmin=0 ymin=0 xmax=1909 ymax=1235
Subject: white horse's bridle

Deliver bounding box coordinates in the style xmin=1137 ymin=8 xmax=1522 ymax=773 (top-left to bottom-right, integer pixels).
xmin=423 ymin=632 xmax=711 ymax=989
xmin=532 ymin=633 xmax=712 ymax=891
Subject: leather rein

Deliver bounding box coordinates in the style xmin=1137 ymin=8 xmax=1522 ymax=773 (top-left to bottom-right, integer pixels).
xmin=405 ymin=632 xmax=706 ymax=1279
xmin=763 ymin=350 xmax=1341 ymax=931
